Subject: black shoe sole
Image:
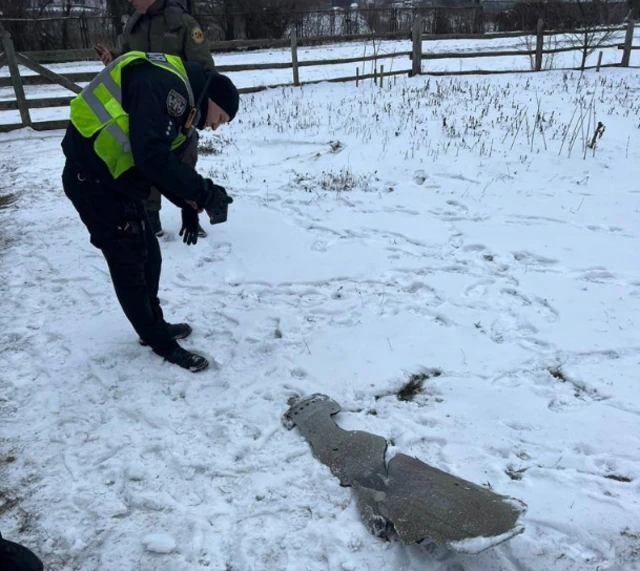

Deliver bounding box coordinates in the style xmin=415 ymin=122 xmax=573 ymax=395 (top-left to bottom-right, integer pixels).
xmin=188 ymin=358 xmax=209 ymax=372
xmin=164 ymin=353 xmax=209 ymax=372
xmin=139 ymin=324 xmax=192 ymax=346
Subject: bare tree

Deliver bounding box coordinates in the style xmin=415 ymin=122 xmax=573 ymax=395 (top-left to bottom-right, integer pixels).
xmin=566 ymin=0 xmax=625 ymax=70
xmin=105 ymin=0 xmax=130 ymax=36
xmin=61 ymin=0 xmax=74 ymax=48
xmin=0 ymin=0 xmax=38 ymax=49
xmin=35 ymin=0 xmax=57 ymax=16
xmin=199 ymin=0 xmax=323 ymax=41
xmin=198 ymin=0 xmax=235 ymax=40
xmin=495 ymin=0 xmax=590 ymax=32
xmin=519 ymin=32 xmax=561 ymax=70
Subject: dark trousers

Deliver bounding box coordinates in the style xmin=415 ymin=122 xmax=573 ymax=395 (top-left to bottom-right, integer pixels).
xmin=62 ymin=161 xmax=178 ymax=356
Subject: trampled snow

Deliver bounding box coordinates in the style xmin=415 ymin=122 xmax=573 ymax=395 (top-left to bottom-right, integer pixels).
xmin=1 ymin=39 xmax=640 ymax=571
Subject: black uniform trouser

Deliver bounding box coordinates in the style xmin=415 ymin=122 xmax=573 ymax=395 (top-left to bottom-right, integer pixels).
xmin=62 ymin=161 xmax=178 ymax=356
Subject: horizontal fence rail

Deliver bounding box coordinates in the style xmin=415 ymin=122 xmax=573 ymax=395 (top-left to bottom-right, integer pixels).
xmin=1 ymin=31 xmax=411 ymax=64
xmin=0 ymin=18 xmax=637 ymax=133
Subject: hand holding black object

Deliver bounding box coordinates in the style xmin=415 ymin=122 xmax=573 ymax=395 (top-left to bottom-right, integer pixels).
xmin=203 ymin=180 xmax=233 ymax=225
xmin=180 ymin=206 xmax=200 ymax=245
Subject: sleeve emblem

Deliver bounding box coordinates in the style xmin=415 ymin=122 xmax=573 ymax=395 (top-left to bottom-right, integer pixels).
xmin=191 ymin=27 xmax=205 ymax=44
xmin=166 ymin=89 xmax=187 ymax=117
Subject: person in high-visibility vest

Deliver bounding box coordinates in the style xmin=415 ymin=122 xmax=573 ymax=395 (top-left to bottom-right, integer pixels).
xmin=61 ymin=51 xmax=239 ymax=373
xmin=94 ymin=0 xmax=216 ymax=239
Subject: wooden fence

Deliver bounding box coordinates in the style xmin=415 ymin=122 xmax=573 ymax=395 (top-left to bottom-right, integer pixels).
xmin=0 ymin=19 xmax=638 ymax=133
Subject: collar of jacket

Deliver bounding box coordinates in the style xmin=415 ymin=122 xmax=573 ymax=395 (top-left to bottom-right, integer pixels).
xmin=146 ymin=0 xmax=166 ymax=16
xmin=130 ymin=0 xmax=186 ymax=31
xmin=184 ymin=61 xmax=209 ymax=130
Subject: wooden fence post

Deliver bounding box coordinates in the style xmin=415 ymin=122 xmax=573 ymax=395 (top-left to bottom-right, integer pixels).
xmin=596 ymin=50 xmax=603 ymax=72
xmin=291 ymin=29 xmax=300 ymax=86
xmin=534 ymin=18 xmax=544 ymax=71
xmin=1 ymin=25 xmax=31 ymax=128
xmin=380 ymin=64 xmax=384 ymax=88
xmin=411 ymin=17 xmax=422 ymax=77
xmin=621 ymin=19 xmax=635 ymax=67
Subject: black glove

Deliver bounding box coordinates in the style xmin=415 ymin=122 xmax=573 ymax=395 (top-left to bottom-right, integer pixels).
xmin=179 ymin=206 xmax=199 ymax=246
xmin=203 ymin=180 xmax=234 ymax=225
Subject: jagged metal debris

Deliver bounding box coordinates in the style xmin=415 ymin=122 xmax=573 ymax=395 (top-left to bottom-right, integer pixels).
xmin=283 ymin=394 xmax=526 ymax=553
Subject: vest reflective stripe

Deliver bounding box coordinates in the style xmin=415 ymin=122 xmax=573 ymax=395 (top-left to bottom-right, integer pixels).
xmin=82 ymin=78 xmax=130 ymax=152
xmin=70 ymin=51 xmax=193 ymax=179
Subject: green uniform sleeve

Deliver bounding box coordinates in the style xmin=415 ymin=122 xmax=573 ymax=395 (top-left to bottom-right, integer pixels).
xmin=182 ymin=15 xmax=215 ymax=70
xmin=110 ymin=43 xmax=124 ymax=59
xmin=110 ymin=22 xmax=132 ymax=59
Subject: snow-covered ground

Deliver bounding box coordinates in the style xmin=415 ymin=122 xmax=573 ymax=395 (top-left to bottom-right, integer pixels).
xmin=1 ymin=40 xmax=640 ymax=571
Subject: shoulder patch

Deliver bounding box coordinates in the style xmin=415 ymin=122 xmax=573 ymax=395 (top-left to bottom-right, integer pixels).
xmin=166 ymin=89 xmax=187 ymax=117
xmin=191 ymin=26 xmax=205 ymax=44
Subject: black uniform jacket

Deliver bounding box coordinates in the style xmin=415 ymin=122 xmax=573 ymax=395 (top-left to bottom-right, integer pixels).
xmin=62 ymin=59 xmax=211 ymax=209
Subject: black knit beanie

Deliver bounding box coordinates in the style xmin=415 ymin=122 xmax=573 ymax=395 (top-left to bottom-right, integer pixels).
xmin=206 ymin=71 xmax=239 ymax=121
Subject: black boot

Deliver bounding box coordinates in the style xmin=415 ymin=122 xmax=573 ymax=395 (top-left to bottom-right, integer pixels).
xmin=164 ymin=345 xmax=209 ymax=372
xmin=139 ymin=322 xmax=192 ymax=346
xmin=0 ymin=532 xmax=44 ymax=571
xmin=147 ymin=210 xmax=163 ymax=237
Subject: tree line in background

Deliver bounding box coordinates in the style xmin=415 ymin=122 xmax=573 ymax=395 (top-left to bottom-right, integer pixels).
xmin=0 ymin=0 xmax=635 ymax=51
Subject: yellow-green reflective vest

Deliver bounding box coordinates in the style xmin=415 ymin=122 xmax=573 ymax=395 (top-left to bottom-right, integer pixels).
xmin=69 ymin=51 xmax=194 ymax=179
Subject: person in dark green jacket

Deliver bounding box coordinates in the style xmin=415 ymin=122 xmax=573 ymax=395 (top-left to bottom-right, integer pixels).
xmin=95 ymin=0 xmax=215 ymax=238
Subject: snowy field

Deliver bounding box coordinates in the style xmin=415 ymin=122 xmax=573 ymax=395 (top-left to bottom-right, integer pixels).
xmin=1 ymin=38 xmax=640 ymax=571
